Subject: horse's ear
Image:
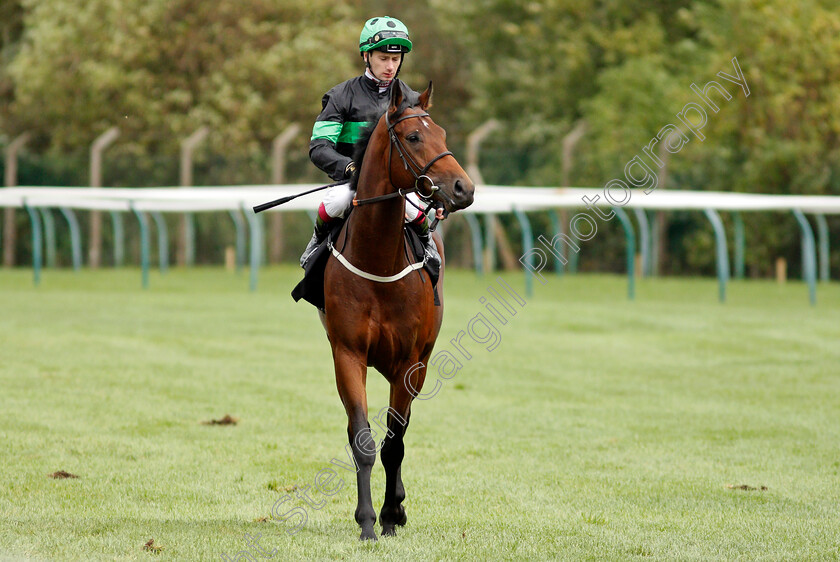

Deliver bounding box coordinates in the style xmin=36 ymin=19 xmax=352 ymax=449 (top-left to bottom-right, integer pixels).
xmin=419 ymin=81 xmax=434 ymax=110
xmin=389 ymin=82 xmax=404 ymax=113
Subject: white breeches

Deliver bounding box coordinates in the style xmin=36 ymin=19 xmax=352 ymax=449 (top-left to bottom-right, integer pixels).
xmin=320 ymin=183 xmax=426 ymax=223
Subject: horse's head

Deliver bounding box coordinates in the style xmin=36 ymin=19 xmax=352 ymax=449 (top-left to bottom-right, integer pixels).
xmin=385 ymin=82 xmax=474 ymax=215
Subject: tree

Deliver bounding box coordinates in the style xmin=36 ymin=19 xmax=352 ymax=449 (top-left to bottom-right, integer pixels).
xmin=0 ymin=0 xmax=24 ymax=133
xmin=4 ymin=0 xmax=359 ymax=154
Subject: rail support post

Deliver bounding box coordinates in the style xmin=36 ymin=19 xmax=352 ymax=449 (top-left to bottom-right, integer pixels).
xmin=130 ymin=202 xmax=150 ymax=289
xmin=149 ymin=211 xmax=169 ymax=274
xmin=228 ymin=209 xmax=246 ymax=274
xmin=244 ymin=203 xmax=262 ymax=292
xmin=732 ymin=212 xmax=745 ymax=279
xmin=814 ymin=213 xmax=830 ymax=283
xmin=463 ymin=213 xmax=484 ymax=275
xmin=89 ymin=126 xmax=120 ymax=267
xmin=269 ymin=124 xmax=301 ymax=263
xmin=59 ymin=208 xmax=82 ymax=271
xmin=179 ymin=126 xmax=209 ymax=266
xmin=4 ymin=133 xmax=31 ymax=267
xmin=792 ymin=209 xmax=817 ymax=306
xmin=703 ymin=208 xmax=730 ymax=304
xmin=612 ymin=207 xmax=636 ymax=301
xmin=23 ymin=199 xmax=42 ymax=286
xmin=512 ymin=207 xmax=534 ymax=298
xmin=632 ymin=208 xmax=651 ymax=277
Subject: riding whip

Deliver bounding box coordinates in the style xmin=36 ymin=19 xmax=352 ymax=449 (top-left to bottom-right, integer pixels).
xmin=252 ymin=181 xmax=344 ymax=213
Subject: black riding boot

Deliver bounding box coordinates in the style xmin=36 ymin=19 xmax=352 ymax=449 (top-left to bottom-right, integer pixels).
xmin=300 ymin=217 xmax=329 ymax=267
xmin=409 ymin=216 xmax=441 ymax=273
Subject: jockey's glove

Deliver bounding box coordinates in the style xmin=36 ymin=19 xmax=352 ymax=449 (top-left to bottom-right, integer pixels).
xmin=344 ymin=161 xmax=356 ymax=178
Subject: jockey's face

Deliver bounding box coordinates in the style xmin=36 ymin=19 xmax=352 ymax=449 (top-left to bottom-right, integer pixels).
xmin=366 ymin=51 xmax=402 ymax=81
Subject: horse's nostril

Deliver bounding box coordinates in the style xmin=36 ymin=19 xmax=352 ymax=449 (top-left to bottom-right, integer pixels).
xmin=454 ymin=180 xmax=464 ymax=195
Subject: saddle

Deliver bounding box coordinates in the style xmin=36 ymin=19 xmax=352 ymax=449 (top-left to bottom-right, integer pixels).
xmin=291 ymin=221 xmax=440 ymax=310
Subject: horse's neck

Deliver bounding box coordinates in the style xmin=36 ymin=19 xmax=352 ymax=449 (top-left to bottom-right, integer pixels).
xmin=344 ymin=156 xmax=407 ymax=273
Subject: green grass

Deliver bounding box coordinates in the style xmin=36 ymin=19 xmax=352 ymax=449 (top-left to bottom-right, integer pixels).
xmin=1 ymin=266 xmax=839 ymax=561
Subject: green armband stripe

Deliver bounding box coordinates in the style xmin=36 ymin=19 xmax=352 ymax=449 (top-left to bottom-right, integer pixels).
xmin=312 ymin=121 xmax=371 ymax=145
xmin=311 ymin=121 xmax=342 ymax=143
xmin=338 ymin=121 xmax=371 ymax=144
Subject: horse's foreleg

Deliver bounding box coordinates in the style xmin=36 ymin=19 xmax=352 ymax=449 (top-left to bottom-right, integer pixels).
xmin=379 ymin=412 xmax=408 ymax=536
xmin=334 ymin=350 xmax=377 ymax=540
xmin=380 ymin=363 xmax=425 ymax=536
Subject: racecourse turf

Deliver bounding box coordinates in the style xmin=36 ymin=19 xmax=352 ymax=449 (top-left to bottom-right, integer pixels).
xmin=1 ymin=266 xmax=839 ymax=561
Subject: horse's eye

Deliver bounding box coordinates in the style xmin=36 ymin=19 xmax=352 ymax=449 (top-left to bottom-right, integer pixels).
xmin=407 ymin=133 xmax=420 ymax=143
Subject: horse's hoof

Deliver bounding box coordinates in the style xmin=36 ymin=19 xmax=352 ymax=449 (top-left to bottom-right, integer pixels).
xmin=381 ymin=525 xmax=397 ymax=537
xmin=359 ymin=529 xmax=378 ymax=541
xmin=396 ymin=508 xmax=407 ymax=527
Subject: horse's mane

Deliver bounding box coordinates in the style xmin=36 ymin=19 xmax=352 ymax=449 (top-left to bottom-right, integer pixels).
xmin=348 ymin=124 xmax=377 ymax=191
xmin=349 ymin=88 xmax=418 ymax=191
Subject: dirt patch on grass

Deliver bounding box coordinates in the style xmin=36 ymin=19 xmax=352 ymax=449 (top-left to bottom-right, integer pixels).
xmin=201 ymin=414 xmax=238 ymax=426
xmin=726 ymin=484 xmax=768 ymax=491
xmin=266 ymin=480 xmax=299 ymax=493
xmin=49 ymin=471 xmax=79 ymax=479
xmin=143 ymin=539 xmax=164 ymax=553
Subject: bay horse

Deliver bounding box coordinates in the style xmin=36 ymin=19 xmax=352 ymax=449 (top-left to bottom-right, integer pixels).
xmin=321 ymin=81 xmax=474 ymax=540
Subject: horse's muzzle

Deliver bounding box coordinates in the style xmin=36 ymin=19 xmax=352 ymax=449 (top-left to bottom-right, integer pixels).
xmin=449 ymin=177 xmax=475 ymax=211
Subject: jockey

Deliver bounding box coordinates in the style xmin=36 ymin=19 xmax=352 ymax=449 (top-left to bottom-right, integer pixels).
xmin=301 ymin=16 xmax=440 ymax=268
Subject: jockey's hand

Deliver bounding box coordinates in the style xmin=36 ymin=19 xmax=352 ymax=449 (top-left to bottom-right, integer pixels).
xmin=344 ymin=161 xmax=356 ymax=178
xmin=435 ymin=207 xmax=445 ymax=220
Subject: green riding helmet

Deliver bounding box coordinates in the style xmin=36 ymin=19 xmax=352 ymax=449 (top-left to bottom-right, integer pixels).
xmin=359 ymin=16 xmax=412 ymax=54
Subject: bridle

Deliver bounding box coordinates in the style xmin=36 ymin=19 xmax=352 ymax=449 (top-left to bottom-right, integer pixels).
xmin=335 ymin=107 xmax=457 ymax=283
xmin=386 ymin=110 xmax=453 ymax=199
xmin=352 ymin=108 xmax=457 ymax=213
